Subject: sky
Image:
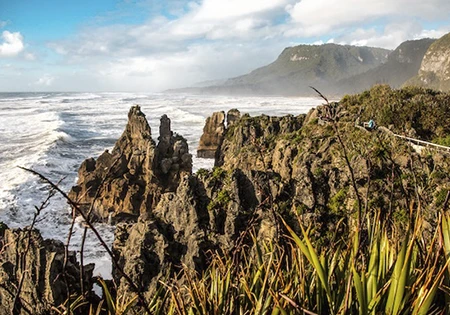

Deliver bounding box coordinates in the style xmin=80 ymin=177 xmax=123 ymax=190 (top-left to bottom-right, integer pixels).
xmin=0 ymin=0 xmax=449 ymax=92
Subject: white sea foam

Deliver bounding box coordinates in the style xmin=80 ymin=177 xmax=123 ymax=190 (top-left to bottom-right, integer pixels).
xmin=0 ymin=92 xmax=323 ymax=278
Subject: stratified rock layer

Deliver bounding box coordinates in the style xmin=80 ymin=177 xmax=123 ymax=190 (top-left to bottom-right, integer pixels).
xmin=69 ymin=105 xmax=192 ymax=222
xmin=197 ymin=111 xmax=226 ymax=158
xmin=0 ymin=224 xmax=93 ymax=315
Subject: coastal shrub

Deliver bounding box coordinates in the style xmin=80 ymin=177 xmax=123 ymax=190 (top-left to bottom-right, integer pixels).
xmin=340 ymin=85 xmax=450 ymax=141
xmin=196 ymin=168 xmax=209 ymax=177
xmin=136 ymin=210 xmax=450 ymax=314
xmin=432 ymin=135 xmax=450 ymax=147
xmin=207 ymin=189 xmax=231 ymax=211
xmin=435 ymin=188 xmax=449 ymax=207
xmin=328 ymin=188 xmax=347 ymax=214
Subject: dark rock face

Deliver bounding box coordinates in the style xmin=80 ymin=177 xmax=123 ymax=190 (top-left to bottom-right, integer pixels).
xmin=69 ymin=105 xmax=192 ymax=222
xmin=0 ymin=224 xmax=93 ymax=315
xmin=197 ymin=111 xmax=226 ymax=158
xmin=112 ymin=169 xmax=283 ymax=301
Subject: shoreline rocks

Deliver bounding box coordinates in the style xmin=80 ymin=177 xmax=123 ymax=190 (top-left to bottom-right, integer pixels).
xmin=197 ymin=111 xmax=226 ymax=159
xmin=197 ymin=109 xmax=241 ymax=159
xmin=64 ymin=88 xmax=450 ymax=305
xmin=68 ymin=105 xmax=192 ymax=222
xmin=0 ymin=223 xmax=94 ymax=315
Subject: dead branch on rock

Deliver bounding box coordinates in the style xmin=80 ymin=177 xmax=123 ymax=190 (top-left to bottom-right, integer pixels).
xmin=12 ymin=185 xmax=56 ymax=315
xmin=310 ymin=86 xmax=363 ymax=233
xmin=79 ymin=151 xmax=124 ymax=296
xmin=19 ymin=166 xmax=153 ymax=315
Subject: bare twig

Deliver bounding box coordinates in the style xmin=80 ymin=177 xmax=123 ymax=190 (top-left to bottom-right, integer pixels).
xmin=310 ymin=86 xmax=363 ymax=232
xmin=12 ymin=186 xmax=56 ymax=314
xmin=79 ymin=151 xmax=124 ymax=296
xmin=310 ymin=86 xmax=329 ymax=104
xmin=19 ymin=166 xmax=153 ymax=315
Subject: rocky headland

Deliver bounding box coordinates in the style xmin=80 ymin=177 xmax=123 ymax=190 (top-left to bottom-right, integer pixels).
xmin=2 ymin=85 xmax=450 ymax=313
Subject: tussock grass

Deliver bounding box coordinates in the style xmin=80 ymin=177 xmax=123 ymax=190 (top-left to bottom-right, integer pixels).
xmin=67 ymin=208 xmax=450 ymax=315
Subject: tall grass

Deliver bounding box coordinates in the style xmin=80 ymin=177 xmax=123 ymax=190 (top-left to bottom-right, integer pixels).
xmin=72 ymin=208 xmax=450 ymax=314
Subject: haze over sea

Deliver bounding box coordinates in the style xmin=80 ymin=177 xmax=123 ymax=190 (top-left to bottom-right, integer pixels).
xmin=0 ymin=92 xmax=322 ymax=277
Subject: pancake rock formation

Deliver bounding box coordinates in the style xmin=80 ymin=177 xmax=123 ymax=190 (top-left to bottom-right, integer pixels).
xmin=68 ymin=105 xmax=192 ymax=222
xmin=197 ymin=109 xmax=241 ymax=159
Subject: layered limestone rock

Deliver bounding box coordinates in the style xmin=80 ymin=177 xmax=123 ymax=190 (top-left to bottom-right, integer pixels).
xmin=111 ymin=169 xmax=283 ymax=302
xmin=70 ymin=90 xmax=450 ymax=309
xmin=0 ymin=223 xmax=93 ymax=315
xmin=69 ymin=106 xmax=192 ymax=222
xmin=197 ymin=111 xmax=226 ymax=158
xmin=197 ymin=109 xmax=241 ymax=159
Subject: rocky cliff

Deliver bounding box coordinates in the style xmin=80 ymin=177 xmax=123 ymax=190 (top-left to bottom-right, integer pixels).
xmin=68 ymin=105 xmax=192 ymax=222
xmin=406 ymin=32 xmax=450 ymax=91
xmin=0 ymin=223 xmax=93 ymax=315
xmin=197 ymin=111 xmax=226 ymax=158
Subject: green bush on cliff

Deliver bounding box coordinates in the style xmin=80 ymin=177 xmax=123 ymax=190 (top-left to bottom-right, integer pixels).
xmin=433 ymin=135 xmax=450 ymax=147
xmin=328 ymin=188 xmax=347 ymax=214
xmin=207 ymin=189 xmax=231 ymax=211
xmin=435 ymin=188 xmax=449 ymax=207
xmin=341 ymin=84 xmax=450 ymax=140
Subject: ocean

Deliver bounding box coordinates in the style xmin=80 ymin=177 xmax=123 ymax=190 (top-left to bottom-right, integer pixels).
xmin=0 ymin=92 xmax=323 ymax=278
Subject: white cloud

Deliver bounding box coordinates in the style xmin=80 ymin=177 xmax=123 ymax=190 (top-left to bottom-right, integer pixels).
xmin=333 ymin=22 xmax=450 ymax=49
xmin=0 ymin=31 xmax=24 ymax=57
xmin=194 ymin=0 xmax=289 ymax=21
xmin=51 ymin=0 xmax=293 ymax=60
xmin=416 ymin=28 xmax=449 ymax=40
xmin=287 ymin=0 xmax=450 ymax=37
xmin=35 ymin=0 xmax=450 ymax=92
xmin=35 ymin=74 xmax=55 ymax=86
xmin=91 ymin=41 xmax=285 ymax=91
xmin=0 ymin=20 xmax=8 ymax=28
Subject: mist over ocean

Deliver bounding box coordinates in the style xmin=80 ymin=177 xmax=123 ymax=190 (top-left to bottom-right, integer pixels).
xmin=0 ymin=92 xmax=323 ymax=277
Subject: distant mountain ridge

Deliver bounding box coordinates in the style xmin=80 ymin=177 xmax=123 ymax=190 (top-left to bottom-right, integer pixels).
xmin=222 ymin=44 xmax=390 ymax=95
xmin=337 ymin=38 xmax=435 ymax=93
xmin=168 ymin=34 xmax=450 ymax=96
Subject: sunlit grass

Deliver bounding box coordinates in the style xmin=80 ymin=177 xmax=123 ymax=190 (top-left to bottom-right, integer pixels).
xmin=64 ymin=207 xmax=450 ymax=315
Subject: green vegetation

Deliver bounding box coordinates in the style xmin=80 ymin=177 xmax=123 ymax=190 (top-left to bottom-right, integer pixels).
xmin=196 ymin=168 xmax=209 ymax=177
xmin=61 ymin=209 xmax=450 ymax=314
xmin=212 ymin=166 xmax=226 ymax=181
xmin=207 ymin=189 xmax=232 ymax=211
xmin=433 ymin=135 xmax=450 ymax=147
xmin=341 ymin=85 xmax=450 ymax=141
xmin=435 ymin=189 xmax=449 ymax=207
xmin=328 ymin=188 xmax=348 ymax=214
